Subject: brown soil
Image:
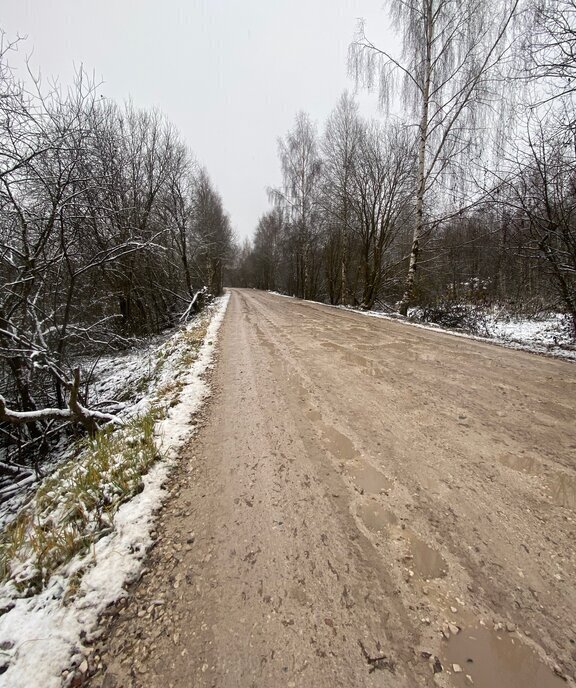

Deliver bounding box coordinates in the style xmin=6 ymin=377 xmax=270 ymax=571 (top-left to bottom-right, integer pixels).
xmin=86 ymin=289 xmax=576 ymax=688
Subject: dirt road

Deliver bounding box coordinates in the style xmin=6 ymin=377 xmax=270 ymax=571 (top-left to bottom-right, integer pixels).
xmin=89 ymin=289 xmax=576 ymax=688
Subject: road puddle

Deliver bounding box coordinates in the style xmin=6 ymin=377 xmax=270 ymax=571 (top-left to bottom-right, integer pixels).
xmin=357 ymin=502 xmax=398 ymax=532
xmin=405 ymin=531 xmax=447 ymax=579
xmin=547 ymin=473 xmax=576 ymax=509
xmin=348 ymin=464 xmax=392 ymax=494
xmin=444 ymin=627 xmax=565 ymax=688
xmin=323 ymin=426 xmax=358 ymax=461
xmin=498 ymin=452 xmax=540 ymax=475
xmin=307 ymin=408 xmax=322 ymax=422
xmin=497 ymin=453 xmax=576 ymax=509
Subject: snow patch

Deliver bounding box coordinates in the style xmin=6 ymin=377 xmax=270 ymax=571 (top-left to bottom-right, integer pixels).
xmin=0 ymin=292 xmax=230 ymax=687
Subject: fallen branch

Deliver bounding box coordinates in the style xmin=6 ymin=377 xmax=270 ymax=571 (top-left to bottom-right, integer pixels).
xmin=0 ymin=368 xmax=121 ymax=436
xmin=179 ymin=287 xmax=208 ymax=322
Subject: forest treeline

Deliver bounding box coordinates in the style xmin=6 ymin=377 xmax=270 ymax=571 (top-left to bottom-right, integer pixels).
xmin=230 ymin=0 xmax=576 ymax=338
xmin=0 ymin=37 xmax=232 ymax=475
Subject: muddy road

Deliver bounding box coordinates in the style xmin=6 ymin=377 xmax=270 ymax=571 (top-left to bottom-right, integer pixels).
xmin=90 ymin=289 xmax=576 ymax=688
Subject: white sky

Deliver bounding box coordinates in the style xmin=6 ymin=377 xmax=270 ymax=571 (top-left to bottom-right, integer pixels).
xmin=2 ymin=0 xmax=396 ymax=240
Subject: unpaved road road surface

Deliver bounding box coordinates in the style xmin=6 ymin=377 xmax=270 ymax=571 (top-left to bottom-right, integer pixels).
xmin=89 ymin=289 xmax=576 ymax=688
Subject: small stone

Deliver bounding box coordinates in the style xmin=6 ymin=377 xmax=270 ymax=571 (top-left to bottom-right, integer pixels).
xmin=79 ymin=659 xmax=88 ymax=674
xmin=450 ymin=606 xmax=458 ymax=614
xmin=506 ymin=622 xmax=516 ymax=633
xmin=448 ymin=623 xmax=460 ymax=635
xmin=453 ymin=663 xmax=463 ymax=673
xmin=0 ymin=640 xmax=14 ymax=651
xmin=466 ymin=675 xmax=474 ymax=684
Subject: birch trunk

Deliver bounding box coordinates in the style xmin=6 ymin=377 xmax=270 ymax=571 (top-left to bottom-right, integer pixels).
xmin=398 ymin=1 xmax=432 ymax=317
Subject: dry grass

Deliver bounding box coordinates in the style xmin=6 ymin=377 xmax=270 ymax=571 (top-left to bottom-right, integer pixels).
xmin=0 ymin=307 xmax=211 ymax=597
xmin=0 ymin=410 xmax=160 ymax=595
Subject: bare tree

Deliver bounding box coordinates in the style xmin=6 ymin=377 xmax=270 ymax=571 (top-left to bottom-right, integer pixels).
xmin=0 ymin=40 xmax=233 ymax=483
xmin=191 ymin=169 xmax=233 ymax=297
xmin=349 ymin=0 xmax=521 ymax=314
xmin=250 ymin=208 xmax=284 ymax=291
xmin=497 ymin=115 xmax=576 ymax=333
xmin=526 ymin=0 xmax=576 ymax=108
xmin=270 ymin=113 xmax=323 ymax=299
xmin=320 ymin=93 xmax=363 ymax=304
xmin=349 ymin=122 xmax=415 ymax=309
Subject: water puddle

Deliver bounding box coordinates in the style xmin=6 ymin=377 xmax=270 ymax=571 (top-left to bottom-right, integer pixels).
xmin=547 ymin=473 xmax=576 ymax=509
xmin=444 ymin=627 xmax=565 ymax=688
xmin=307 ymin=408 xmax=322 ymax=422
xmin=348 ymin=464 xmax=392 ymax=494
xmin=497 ymin=453 xmax=576 ymax=509
xmin=357 ymin=502 xmax=398 ymax=533
xmin=498 ymin=453 xmax=541 ymax=475
xmin=323 ymin=426 xmax=358 ymax=461
xmin=405 ymin=531 xmax=447 ymax=579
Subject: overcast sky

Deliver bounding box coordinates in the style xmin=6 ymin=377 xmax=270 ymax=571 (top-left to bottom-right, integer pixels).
xmin=2 ymin=0 xmax=395 ymax=240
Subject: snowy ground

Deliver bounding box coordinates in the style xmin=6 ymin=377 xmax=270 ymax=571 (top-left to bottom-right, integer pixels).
xmin=0 ymin=336 xmax=168 ymax=530
xmin=483 ymin=312 xmax=572 ymax=349
xmin=0 ymin=293 xmax=230 ymax=688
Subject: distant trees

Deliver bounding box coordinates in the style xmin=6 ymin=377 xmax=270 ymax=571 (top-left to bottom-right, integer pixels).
xmin=269 ymin=113 xmax=323 ymax=299
xmin=238 ymin=107 xmax=415 ymax=309
xmin=233 ymin=0 xmax=575 ymax=341
xmin=0 ymin=38 xmax=232 ymax=470
xmin=320 ymin=93 xmax=362 ymax=305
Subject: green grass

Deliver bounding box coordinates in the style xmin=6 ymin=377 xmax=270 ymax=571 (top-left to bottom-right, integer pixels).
xmin=0 ymin=307 xmax=211 ymax=598
xmin=0 ymin=409 xmax=161 ymax=595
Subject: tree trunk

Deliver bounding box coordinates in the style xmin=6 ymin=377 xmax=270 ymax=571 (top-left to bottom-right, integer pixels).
xmin=398 ymin=4 xmax=432 ymax=316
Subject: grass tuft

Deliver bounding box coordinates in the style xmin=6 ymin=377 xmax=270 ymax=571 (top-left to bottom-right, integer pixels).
xmin=0 ymin=305 xmax=210 ymax=599
xmin=0 ymin=409 xmax=161 ymax=596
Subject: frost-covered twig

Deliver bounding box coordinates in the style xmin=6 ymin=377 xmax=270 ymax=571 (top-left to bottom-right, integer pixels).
xmin=0 ymin=368 xmax=121 ymax=435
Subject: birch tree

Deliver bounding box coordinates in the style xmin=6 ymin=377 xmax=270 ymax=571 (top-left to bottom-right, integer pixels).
xmin=349 ymin=0 xmax=521 ymax=314
xmin=271 ymin=113 xmax=322 ymax=299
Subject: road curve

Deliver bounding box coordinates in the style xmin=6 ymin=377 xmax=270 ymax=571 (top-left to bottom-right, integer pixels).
xmin=90 ymin=288 xmax=576 ymax=688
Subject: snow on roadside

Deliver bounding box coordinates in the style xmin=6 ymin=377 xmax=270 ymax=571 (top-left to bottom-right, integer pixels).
xmin=371 ymin=308 xmax=575 ymax=360
xmin=0 ymin=292 xmax=230 ymax=688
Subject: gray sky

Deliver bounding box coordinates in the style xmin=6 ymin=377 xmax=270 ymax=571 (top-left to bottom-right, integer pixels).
xmin=2 ymin=0 xmax=395 ymax=240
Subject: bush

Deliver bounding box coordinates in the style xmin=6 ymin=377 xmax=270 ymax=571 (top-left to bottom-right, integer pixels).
xmin=412 ymin=301 xmax=489 ymax=336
